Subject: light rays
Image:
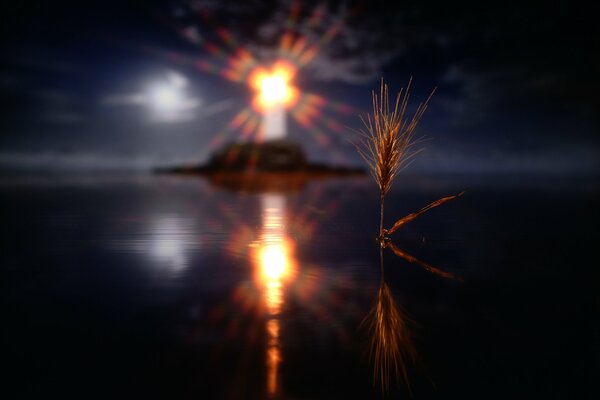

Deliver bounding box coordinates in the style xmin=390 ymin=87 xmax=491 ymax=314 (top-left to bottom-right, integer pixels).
xmin=144 ymin=1 xmax=361 ymax=157
xmin=288 ymin=92 xmax=356 ymax=163
xmin=208 ymin=107 xmax=260 ymax=149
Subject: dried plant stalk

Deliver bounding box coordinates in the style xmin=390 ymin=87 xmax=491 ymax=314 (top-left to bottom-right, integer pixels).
xmin=357 ymin=78 xmax=435 ymax=238
xmin=385 ymin=191 xmax=465 ymax=235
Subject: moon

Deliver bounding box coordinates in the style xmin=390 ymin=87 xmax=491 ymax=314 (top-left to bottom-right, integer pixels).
xmin=150 ymin=84 xmax=181 ymax=111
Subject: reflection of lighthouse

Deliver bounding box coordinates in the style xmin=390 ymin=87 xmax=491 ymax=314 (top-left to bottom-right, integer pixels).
xmin=255 ymin=193 xmax=295 ymax=398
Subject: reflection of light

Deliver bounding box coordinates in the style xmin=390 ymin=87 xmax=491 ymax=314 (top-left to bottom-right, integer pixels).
xmin=253 ymin=194 xmax=296 ymax=397
xmin=264 ymin=281 xmax=283 ymax=317
xmin=106 ymin=215 xmax=199 ymax=277
xmin=266 ymin=319 xmax=281 ymax=396
xmin=149 ymin=216 xmax=195 ymax=275
xmin=262 ymin=245 xmax=286 ymax=280
xmin=151 ymin=234 xmax=186 ymax=271
xmin=259 ymin=238 xmax=294 ymax=284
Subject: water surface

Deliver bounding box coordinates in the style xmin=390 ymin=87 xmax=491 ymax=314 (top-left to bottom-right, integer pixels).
xmin=1 ymin=173 xmax=598 ymax=399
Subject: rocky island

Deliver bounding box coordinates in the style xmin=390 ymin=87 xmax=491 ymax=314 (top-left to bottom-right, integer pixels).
xmin=155 ymin=139 xmax=366 ymax=192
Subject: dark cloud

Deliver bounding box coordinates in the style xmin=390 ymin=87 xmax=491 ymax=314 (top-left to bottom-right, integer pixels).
xmin=172 ymin=0 xmax=416 ymax=83
xmin=171 ymin=0 xmax=599 ymax=131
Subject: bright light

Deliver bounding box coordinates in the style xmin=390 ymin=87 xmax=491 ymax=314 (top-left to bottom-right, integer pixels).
xmin=249 ymin=61 xmax=299 ymax=111
xmin=150 ymin=84 xmax=180 ymax=110
xmin=252 ymin=193 xmax=295 ymax=399
xmin=261 ymin=244 xmax=287 ymax=280
xmin=260 ymin=75 xmax=288 ymax=104
xmin=256 ymin=236 xmax=294 ymax=284
xmin=148 ymin=216 xmax=196 ymax=275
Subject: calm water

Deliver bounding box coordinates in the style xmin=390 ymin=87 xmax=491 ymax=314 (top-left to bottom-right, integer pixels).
xmin=1 ymin=173 xmax=598 ymax=399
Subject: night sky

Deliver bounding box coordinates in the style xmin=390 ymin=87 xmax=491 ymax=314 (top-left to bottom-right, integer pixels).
xmin=1 ymin=0 xmax=598 ymax=174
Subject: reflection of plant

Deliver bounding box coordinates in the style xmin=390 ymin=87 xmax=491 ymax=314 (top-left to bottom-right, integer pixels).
xmin=356 ymin=78 xmax=434 ymax=239
xmin=364 ymin=244 xmax=462 ymax=394
xmin=386 ymin=241 xmax=463 ymax=281
xmin=364 ymin=263 xmax=417 ymax=393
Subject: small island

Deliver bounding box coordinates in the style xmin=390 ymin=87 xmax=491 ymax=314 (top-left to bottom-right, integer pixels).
xmin=155 ymin=139 xmax=366 ymax=192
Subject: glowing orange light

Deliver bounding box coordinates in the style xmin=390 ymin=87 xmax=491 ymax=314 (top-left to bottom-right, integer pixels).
xmin=256 ymin=238 xmax=295 ymax=285
xmin=266 ymin=319 xmax=281 ymax=395
xmin=253 ymin=199 xmax=296 ymax=398
xmin=249 ymin=196 xmax=294 ymax=398
xmin=260 ymin=75 xmax=288 ymax=104
xmin=249 ymin=61 xmax=299 ymax=112
xmin=261 ymin=244 xmax=287 ymax=280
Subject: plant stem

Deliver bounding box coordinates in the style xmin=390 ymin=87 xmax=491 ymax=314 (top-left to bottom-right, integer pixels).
xmin=379 ymin=243 xmax=384 ymax=281
xmin=379 ymin=192 xmax=385 ymax=240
